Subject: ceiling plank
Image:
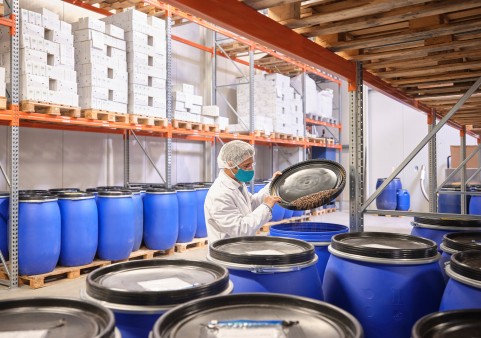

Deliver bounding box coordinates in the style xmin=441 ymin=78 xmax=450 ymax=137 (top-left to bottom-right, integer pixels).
xmin=329 ymin=19 xmax=481 ymax=52
xmin=393 ymin=72 xmax=481 ymax=88
xmin=286 ymin=0 xmax=433 ymax=29
xmin=373 ymin=60 xmax=481 ymax=79
xmin=294 ymin=0 xmax=481 ymax=37
xmin=241 ymin=0 xmax=301 ymax=11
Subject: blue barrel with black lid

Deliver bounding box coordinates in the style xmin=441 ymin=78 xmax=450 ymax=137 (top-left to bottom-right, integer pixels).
xmin=208 ymin=236 xmax=323 ymax=300
xmin=97 ymin=190 xmax=135 ymax=261
xmin=323 ymin=232 xmax=444 ymax=338
xmin=440 ymin=250 xmax=481 ymax=310
xmin=0 ymin=191 xmax=9 ymax=261
xmin=194 ymin=182 xmax=212 ymax=238
xmin=174 ymin=184 xmax=197 ymax=243
xmin=57 ymin=191 xmax=98 ymax=267
xmin=375 ymin=177 xmax=401 ymax=210
xmin=143 ymin=188 xmax=179 ymax=250
xmin=18 ymin=193 xmax=61 ymax=275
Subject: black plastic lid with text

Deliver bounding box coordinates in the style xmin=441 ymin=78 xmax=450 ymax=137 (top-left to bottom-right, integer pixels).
xmin=442 ymin=232 xmax=481 ymax=253
xmin=412 ymin=309 xmax=481 ymax=338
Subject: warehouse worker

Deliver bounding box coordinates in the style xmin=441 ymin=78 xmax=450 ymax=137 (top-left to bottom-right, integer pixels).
xmin=204 ymin=140 xmax=282 ymax=243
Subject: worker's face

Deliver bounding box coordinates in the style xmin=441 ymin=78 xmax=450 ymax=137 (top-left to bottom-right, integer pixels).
xmin=236 ymin=157 xmax=255 ymax=172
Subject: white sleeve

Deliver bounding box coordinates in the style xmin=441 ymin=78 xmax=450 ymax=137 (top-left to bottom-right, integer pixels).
xmin=209 ymin=193 xmax=272 ymax=238
xmin=249 ymin=182 xmax=271 ymax=209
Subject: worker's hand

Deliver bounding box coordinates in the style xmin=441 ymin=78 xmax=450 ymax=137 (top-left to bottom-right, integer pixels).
xmin=271 ymin=171 xmax=282 ymax=180
xmin=264 ymin=195 xmax=282 ymax=208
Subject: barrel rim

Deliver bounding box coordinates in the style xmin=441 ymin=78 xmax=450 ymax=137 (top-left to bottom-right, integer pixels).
xmin=48 ymin=188 xmax=81 ymax=193
xmin=0 ymin=191 xmax=9 ymax=197
xmin=412 ymin=309 xmax=481 ymax=338
xmin=0 ymin=297 xmax=116 ymax=338
xmin=209 ymin=236 xmax=315 ymax=266
xmin=442 ymin=231 xmax=481 ymax=252
xmin=151 ymin=293 xmax=363 ymax=338
xmin=330 ymin=232 xmax=439 ymax=260
xmin=97 ymin=190 xmax=132 ymax=197
xmin=450 ymin=250 xmax=481 ymax=282
xmin=86 ymin=259 xmax=231 ymax=307
xmin=413 ymin=216 xmax=481 ymax=228
xmin=146 ymin=188 xmax=176 ymax=193
xmin=18 ymin=194 xmax=57 ymax=202
xmin=57 ymin=192 xmax=95 ymax=199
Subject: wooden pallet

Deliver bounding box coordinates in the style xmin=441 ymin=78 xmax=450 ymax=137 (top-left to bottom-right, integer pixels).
xmin=113 ymin=246 xmax=175 ymax=263
xmin=175 ymin=237 xmax=208 ymax=253
xmin=81 ymin=109 xmax=126 ymax=122
xmin=0 ymin=97 xmax=6 ymax=110
xmin=203 ymin=124 xmax=220 ymax=132
xmin=129 ymin=114 xmax=168 ymax=127
xmin=306 ymin=113 xmax=321 ymax=121
xmin=310 ymin=208 xmax=336 ymax=216
xmin=21 ymin=101 xmax=81 ymax=117
xmin=5 ymin=260 xmax=112 ymax=289
xmin=172 ymin=119 xmax=203 ymax=131
xmin=326 ymin=138 xmax=335 ymax=145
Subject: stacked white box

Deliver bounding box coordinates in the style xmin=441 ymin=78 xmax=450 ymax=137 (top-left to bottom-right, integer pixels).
xmin=73 ymin=17 xmax=127 ymax=113
xmin=318 ymin=89 xmax=333 ymax=118
xmin=236 ymin=73 xmax=303 ymax=135
xmin=1 ymin=9 xmax=79 ymax=106
xmin=170 ymin=83 xmax=203 ymax=123
xmin=291 ymin=74 xmax=318 ymax=115
xmin=102 ymin=9 xmax=166 ymax=118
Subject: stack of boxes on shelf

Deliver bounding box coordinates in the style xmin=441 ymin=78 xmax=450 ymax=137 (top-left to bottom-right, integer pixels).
xmin=73 ymin=17 xmax=128 ymax=114
xmin=172 ymin=83 xmax=203 ymax=123
xmin=102 ymin=9 xmax=167 ymax=118
xmin=2 ymin=8 xmax=79 ymax=107
xmin=291 ymin=73 xmax=334 ymax=122
xmin=233 ymin=73 xmax=304 ymax=137
xmin=201 ymin=105 xmax=229 ymax=131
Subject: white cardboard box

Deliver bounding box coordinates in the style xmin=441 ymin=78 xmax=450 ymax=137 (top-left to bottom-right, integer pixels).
xmin=202 ymin=105 xmax=220 ymax=117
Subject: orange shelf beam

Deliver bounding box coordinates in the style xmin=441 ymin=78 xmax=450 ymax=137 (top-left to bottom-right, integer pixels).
xmin=305 ymin=118 xmax=342 ymax=129
xmin=0 ymin=14 xmax=16 ymax=36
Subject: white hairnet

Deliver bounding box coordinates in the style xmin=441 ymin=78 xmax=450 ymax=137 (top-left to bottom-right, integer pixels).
xmin=217 ymin=140 xmax=255 ymax=169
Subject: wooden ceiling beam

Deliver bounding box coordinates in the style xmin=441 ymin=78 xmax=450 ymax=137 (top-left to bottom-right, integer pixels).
xmin=286 ymin=0 xmax=433 ymax=29
xmin=329 ymin=19 xmax=481 ymax=52
xmin=295 ymin=0 xmax=481 ymax=37
xmin=406 ymin=84 xmax=475 ymax=96
xmin=389 ymin=71 xmax=481 ymax=87
xmin=372 ymin=60 xmax=481 ymax=79
xmin=417 ymin=91 xmax=481 ymax=101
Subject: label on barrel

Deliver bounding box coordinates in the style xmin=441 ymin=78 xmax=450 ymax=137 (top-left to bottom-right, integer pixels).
xmin=246 ymin=249 xmax=285 ymax=255
xmin=0 ymin=330 xmax=49 ymax=338
xmin=137 ymin=277 xmax=193 ymax=291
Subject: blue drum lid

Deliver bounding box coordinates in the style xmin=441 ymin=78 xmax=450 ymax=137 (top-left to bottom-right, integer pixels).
xmin=413 ymin=216 xmax=481 ymax=228
xmin=0 ymin=298 xmax=115 ymax=338
xmin=97 ymin=190 xmax=132 ymax=197
xmin=86 ymin=259 xmax=230 ymax=306
xmin=450 ymin=250 xmax=481 ymax=282
xmin=152 ymin=293 xmax=363 ymax=338
xmin=270 ymin=222 xmax=348 ymax=242
xmin=412 ymin=309 xmax=481 ymax=338
xmin=442 ymin=232 xmax=481 ymax=252
xmin=209 ymin=236 xmax=315 ymax=265
xmin=331 ymin=232 xmax=438 ymax=260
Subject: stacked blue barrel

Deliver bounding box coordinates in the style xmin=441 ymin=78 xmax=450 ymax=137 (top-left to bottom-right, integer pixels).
xmin=376 ymin=177 xmax=410 ymax=211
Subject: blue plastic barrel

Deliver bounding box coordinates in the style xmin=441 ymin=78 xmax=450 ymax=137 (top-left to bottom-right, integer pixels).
xmin=129 ymin=189 xmax=144 ymax=251
xmin=247 ymin=181 xmax=266 ymax=193
xmin=143 ymin=188 xmax=178 ymax=250
xmin=0 ymin=192 xmax=9 ymax=261
xmin=269 ymin=222 xmax=348 ymax=283
xmin=57 ymin=192 xmax=98 ymax=267
xmin=209 ymin=236 xmax=323 ymax=300
xmin=195 ymin=185 xmax=209 ymax=238
xmin=411 ymin=217 xmax=481 ymax=252
xmin=440 ymin=250 xmax=481 ymax=310
xmin=469 ymin=187 xmax=481 ymax=215
xmin=292 ymin=210 xmax=304 ymax=217
xmin=323 ymin=232 xmax=444 ymax=338
xmin=396 ymin=189 xmax=410 ymax=211
xmin=375 ymin=177 xmax=401 ymax=210
xmin=86 ymin=188 xmax=100 ymax=201
xmin=97 ymin=190 xmax=135 ymax=260
xmin=283 ymin=208 xmax=294 ymax=219
xmin=84 ymin=259 xmax=232 ymax=338
xmin=19 ymin=194 xmax=61 ymax=275
xmin=438 ymin=186 xmax=472 ymax=214
xmin=271 ymin=204 xmax=285 ymax=221
xmin=175 ymin=185 xmax=197 ymax=243
xmin=439 ymin=232 xmax=481 ymax=282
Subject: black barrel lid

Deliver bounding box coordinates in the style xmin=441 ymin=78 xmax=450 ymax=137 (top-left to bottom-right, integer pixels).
xmin=413 ymin=216 xmax=481 ymax=228
xmin=174 ymin=184 xmax=196 ymax=191
xmin=450 ymin=250 xmax=481 ymax=282
xmin=48 ymin=188 xmax=81 ymax=193
xmin=19 ymin=193 xmax=57 ymax=201
xmin=146 ymin=188 xmax=176 ymax=193
xmin=97 ymin=190 xmax=132 ymax=197
xmin=128 ymin=183 xmax=151 ymax=189
xmin=330 ymin=232 xmax=438 ymax=260
xmin=97 ymin=186 xmax=124 ymax=190
xmin=0 ymin=191 xmax=9 ymax=197
xmin=412 ymin=309 xmax=481 ymax=338
xmin=86 ymin=259 xmax=230 ymax=306
xmin=200 ymin=182 xmax=213 ymax=187
xmin=57 ymin=192 xmax=94 ymax=199
xmin=442 ymin=232 xmax=481 ymax=252
xmin=209 ymin=236 xmax=315 ymax=265
xmin=152 ymin=293 xmax=363 ymax=338
xmin=19 ymin=189 xmax=49 ymax=194
xmin=149 ymin=184 xmax=167 ymax=188
xmin=0 ymin=297 xmax=115 ymax=338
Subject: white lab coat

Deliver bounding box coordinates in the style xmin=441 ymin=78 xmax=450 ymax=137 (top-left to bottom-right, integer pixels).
xmin=204 ymin=170 xmax=272 ymax=243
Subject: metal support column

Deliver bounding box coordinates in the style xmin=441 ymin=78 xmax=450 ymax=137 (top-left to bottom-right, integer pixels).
xmin=302 ymin=72 xmax=307 ymax=161
xmin=428 ymin=110 xmax=437 ymax=212
xmin=124 ymin=131 xmax=130 ymax=187
xmin=460 ymin=127 xmax=467 ymax=214
xmin=165 ymin=12 xmax=173 ymax=188
xmin=8 ymin=0 xmax=20 ymax=288
xmin=211 ymin=31 xmax=218 ymax=181
xmin=248 ymin=47 xmax=255 ymax=191
xmin=349 ymin=62 xmax=364 ymax=231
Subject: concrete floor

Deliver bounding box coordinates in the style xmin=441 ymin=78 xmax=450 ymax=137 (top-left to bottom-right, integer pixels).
xmin=0 ymin=211 xmax=413 ymax=299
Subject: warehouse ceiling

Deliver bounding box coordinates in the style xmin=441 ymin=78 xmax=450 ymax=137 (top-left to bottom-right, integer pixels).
xmin=239 ymin=0 xmax=481 ymax=133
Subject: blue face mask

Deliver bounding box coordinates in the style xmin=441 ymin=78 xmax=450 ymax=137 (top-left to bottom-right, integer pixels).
xmin=235 ymin=167 xmax=255 ymax=182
